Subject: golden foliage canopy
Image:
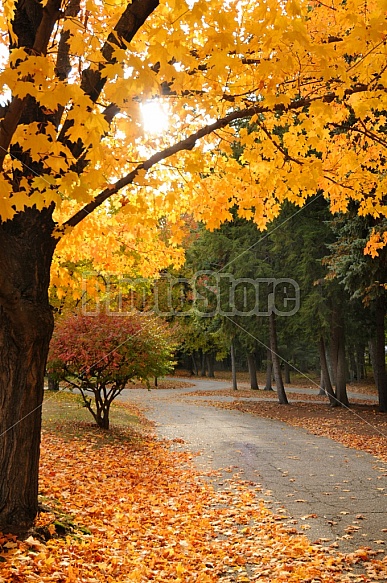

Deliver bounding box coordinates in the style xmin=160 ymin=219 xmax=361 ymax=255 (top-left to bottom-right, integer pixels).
xmin=1 ymin=0 xmax=387 ymax=272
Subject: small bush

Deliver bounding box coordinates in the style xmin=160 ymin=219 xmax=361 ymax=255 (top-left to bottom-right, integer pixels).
xmin=48 ymin=312 xmax=176 ymax=429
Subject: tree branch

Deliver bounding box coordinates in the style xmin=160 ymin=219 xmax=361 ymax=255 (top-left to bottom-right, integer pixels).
xmin=58 ymin=0 xmax=159 ymax=163
xmin=80 ymin=0 xmax=159 ymax=104
xmin=55 ymin=0 xmax=81 ymax=81
xmin=0 ymin=0 xmax=62 ymax=170
xmin=63 ymin=83 xmax=376 ymax=230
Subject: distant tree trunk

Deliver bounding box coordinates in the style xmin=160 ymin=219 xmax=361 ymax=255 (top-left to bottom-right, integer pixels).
xmin=375 ymin=296 xmax=387 ymax=412
xmin=318 ymin=369 xmax=325 ymax=395
xmin=329 ymin=307 xmax=340 ymax=386
xmin=335 ymin=322 xmax=349 ymax=407
xmin=247 ymin=352 xmax=259 ymax=390
xmin=207 ymin=353 xmax=215 ymax=378
xmin=269 ymin=312 xmax=288 ymax=404
xmin=319 ymin=336 xmax=337 ymax=406
xmin=264 ymin=347 xmax=273 ymax=391
xmin=348 ymin=344 xmax=356 ymax=382
xmin=356 ymin=344 xmax=366 ymax=380
xmin=191 ymin=353 xmax=198 ymax=376
xmin=47 ymin=374 xmax=59 ymax=391
xmin=283 ymin=361 xmax=291 ymax=384
xmin=231 ymin=341 xmax=237 ymax=390
xmin=369 ymin=337 xmax=378 ymax=388
xmin=200 ymin=349 xmax=207 ymax=377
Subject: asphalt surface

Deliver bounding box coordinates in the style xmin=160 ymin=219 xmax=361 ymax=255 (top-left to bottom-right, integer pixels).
xmin=117 ymin=378 xmax=387 ymax=554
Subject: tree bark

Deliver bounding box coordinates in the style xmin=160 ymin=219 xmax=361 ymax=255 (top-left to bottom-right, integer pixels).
xmin=47 ymin=374 xmax=59 ymax=391
xmin=335 ymin=320 xmax=349 ymax=407
xmin=318 ymin=336 xmax=337 ymax=406
xmin=329 ymin=306 xmax=340 ymax=386
xmin=283 ymin=361 xmax=291 ymax=384
xmin=247 ymin=352 xmax=259 ymax=390
xmin=318 ymin=369 xmax=325 ymax=395
xmin=207 ymin=353 xmax=215 ymax=378
xmin=355 ymin=343 xmax=366 ymax=380
xmin=348 ymin=344 xmax=356 ymax=382
xmin=374 ymin=296 xmax=387 ymax=412
xmin=0 ymin=209 xmax=56 ymax=532
xmin=191 ymin=353 xmax=198 ymax=376
xmin=231 ymin=341 xmax=237 ymax=390
xmin=269 ymin=312 xmax=288 ymax=404
xmin=264 ymin=347 xmax=273 ymax=390
xmin=200 ymin=349 xmax=207 ymax=377
xmin=369 ymin=337 xmax=379 ymax=389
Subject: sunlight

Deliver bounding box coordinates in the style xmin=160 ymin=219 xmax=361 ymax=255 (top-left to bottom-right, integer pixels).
xmin=141 ymin=101 xmax=169 ymax=135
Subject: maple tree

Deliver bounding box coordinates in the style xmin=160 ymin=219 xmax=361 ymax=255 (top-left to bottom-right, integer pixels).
xmin=1 ymin=0 xmax=387 ymax=531
xmin=47 ymin=311 xmax=175 ymax=429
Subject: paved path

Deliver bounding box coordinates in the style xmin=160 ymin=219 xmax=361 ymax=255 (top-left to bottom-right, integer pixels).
xmin=118 ymin=378 xmax=387 ymax=553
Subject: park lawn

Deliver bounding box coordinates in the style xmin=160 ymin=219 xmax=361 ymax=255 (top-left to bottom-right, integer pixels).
xmin=0 ymin=392 xmax=386 ymax=582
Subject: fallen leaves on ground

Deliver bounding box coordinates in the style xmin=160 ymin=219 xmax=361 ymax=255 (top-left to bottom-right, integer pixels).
xmin=183 ymin=388 xmax=375 ymax=405
xmin=174 ymin=371 xmax=379 ymax=396
xmin=1 ymin=424 xmax=387 ymax=582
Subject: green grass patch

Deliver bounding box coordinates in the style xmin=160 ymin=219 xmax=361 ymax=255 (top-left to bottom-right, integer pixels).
xmin=42 ymin=390 xmax=142 ymax=437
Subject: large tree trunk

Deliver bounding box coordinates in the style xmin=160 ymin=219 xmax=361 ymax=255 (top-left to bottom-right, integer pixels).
xmin=269 ymin=312 xmax=288 ymax=404
xmin=247 ymin=352 xmax=259 ymax=390
xmin=374 ymin=296 xmax=387 ymax=412
xmin=0 ymin=209 xmax=56 ymax=532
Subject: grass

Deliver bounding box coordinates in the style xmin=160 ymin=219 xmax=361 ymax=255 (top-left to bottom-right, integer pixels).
xmin=42 ymin=390 xmax=143 ymax=436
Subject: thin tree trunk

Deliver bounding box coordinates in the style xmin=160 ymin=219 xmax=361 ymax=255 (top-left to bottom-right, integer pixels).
xmin=269 ymin=312 xmax=288 ymax=404
xmin=231 ymin=341 xmax=237 ymax=390
xmin=264 ymin=347 xmax=273 ymax=390
xmin=369 ymin=337 xmax=379 ymax=388
xmin=47 ymin=374 xmax=59 ymax=391
xmin=319 ymin=336 xmax=337 ymax=406
xmin=356 ymin=344 xmax=366 ymax=380
xmin=0 ymin=209 xmax=56 ymax=532
xmin=348 ymin=344 xmax=356 ymax=382
xmin=335 ymin=322 xmax=349 ymax=407
xmin=191 ymin=353 xmax=198 ymax=376
xmin=200 ymin=349 xmax=207 ymax=377
xmin=375 ymin=296 xmax=387 ymax=412
xmin=247 ymin=352 xmax=259 ymax=390
xmin=329 ymin=306 xmax=340 ymax=386
xmin=318 ymin=369 xmax=326 ymax=396
xmin=283 ymin=361 xmax=291 ymax=384
xmin=207 ymin=353 xmax=215 ymax=378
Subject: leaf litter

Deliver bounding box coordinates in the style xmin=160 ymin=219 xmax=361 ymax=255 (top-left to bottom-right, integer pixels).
xmin=0 ymin=423 xmax=386 ymax=582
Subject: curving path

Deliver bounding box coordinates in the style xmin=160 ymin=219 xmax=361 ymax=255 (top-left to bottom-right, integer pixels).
xmin=117 ymin=378 xmax=387 ymax=553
